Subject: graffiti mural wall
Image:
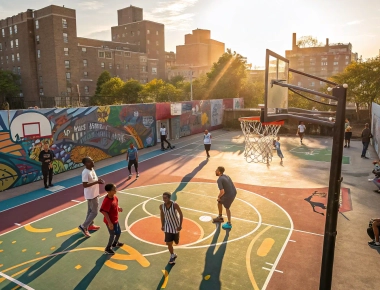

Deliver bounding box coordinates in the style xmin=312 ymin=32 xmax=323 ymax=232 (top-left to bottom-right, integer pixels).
xmin=372 ymin=102 xmax=380 ymax=157
xmin=0 ymin=98 xmax=242 ymax=191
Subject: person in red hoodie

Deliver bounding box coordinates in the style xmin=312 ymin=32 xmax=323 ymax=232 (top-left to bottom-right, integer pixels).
xmin=100 ymin=184 xmax=124 ymax=255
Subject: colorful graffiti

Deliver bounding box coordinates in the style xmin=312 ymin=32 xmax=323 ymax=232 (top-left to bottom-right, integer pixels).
xmin=0 ymin=99 xmax=242 ymax=191
xmin=0 ymin=105 xmax=156 ymax=191
xmin=372 ymin=102 xmax=380 ymax=157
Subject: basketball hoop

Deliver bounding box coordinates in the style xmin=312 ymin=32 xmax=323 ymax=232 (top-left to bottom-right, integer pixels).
xmin=239 ymin=117 xmax=283 ymax=164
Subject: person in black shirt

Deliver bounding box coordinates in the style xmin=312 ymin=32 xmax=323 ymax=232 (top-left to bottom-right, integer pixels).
xmin=39 ymin=142 xmax=54 ymax=188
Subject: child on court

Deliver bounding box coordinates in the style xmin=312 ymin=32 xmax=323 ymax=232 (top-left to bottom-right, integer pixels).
xmin=100 ymin=183 xmax=124 ymax=255
xmin=126 ymin=143 xmax=139 ymax=179
xmin=275 ymin=136 xmax=284 ymax=163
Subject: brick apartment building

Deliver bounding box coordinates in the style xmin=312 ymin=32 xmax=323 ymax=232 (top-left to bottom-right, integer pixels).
xmin=168 ymin=29 xmax=225 ymax=81
xmin=285 ymin=33 xmax=358 ymax=91
xmin=0 ymin=5 xmax=165 ymax=107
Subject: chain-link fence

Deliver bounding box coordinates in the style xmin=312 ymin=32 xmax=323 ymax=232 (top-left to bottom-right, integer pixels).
xmin=5 ymin=96 xmax=92 ymax=109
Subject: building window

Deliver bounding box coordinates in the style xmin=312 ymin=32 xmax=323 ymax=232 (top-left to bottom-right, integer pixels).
xmin=147 ymin=29 xmax=150 ymax=34
xmin=0 ymin=43 xmax=2 ymax=51
xmin=116 ymin=64 xmax=120 ymax=69
xmin=321 ymin=67 xmax=327 ymax=71
xmin=147 ymin=40 xmax=151 ymax=45
xmin=65 ymin=60 xmax=70 ymax=68
xmin=131 ymin=31 xmax=134 ymax=36
xmin=311 ymin=82 xmax=315 ymax=87
xmin=142 ymin=66 xmax=146 ymax=72
xmin=109 ymin=63 xmax=112 ymax=69
xmin=67 ymin=87 xmax=72 ymax=93
xmin=98 ymin=51 xmax=105 ymax=58
xmin=63 ymin=33 xmax=68 ymax=43
xmin=84 ymin=71 xmax=88 ymax=77
xmin=66 ymin=72 xmax=71 ymax=80
xmin=1 ymin=29 xmax=4 ymax=37
xmin=297 ymin=81 xmax=302 ymax=86
xmin=10 ymin=40 xmax=13 ymax=49
xmin=15 ymin=39 xmax=19 ymax=48
xmin=37 ymin=50 xmax=41 ymax=58
xmin=124 ymin=52 xmax=131 ymax=57
xmin=35 ymin=20 xmax=39 ymax=29
xmin=345 ymin=61 xmax=349 ymax=65
xmin=62 ymin=19 xmax=67 ymax=29
xmin=16 ymin=53 xmax=20 ymax=61
xmin=6 ymin=56 xmax=8 ymax=63
xmin=333 ymin=61 xmax=339 ymax=65
xmin=334 ymin=56 xmax=340 ymax=60
xmin=140 ymin=56 xmax=147 ymax=62
xmin=101 ymin=62 xmax=105 ymax=68
xmin=83 ymin=59 xmax=88 ymax=67
xmin=36 ymin=35 xmax=40 ymax=44
xmin=82 ymin=47 xmax=87 ymax=52
xmin=321 ymin=62 xmax=328 ymax=66
xmin=39 ymin=88 xmax=44 ymax=96
xmin=321 ymin=57 xmax=328 ymax=61
xmin=64 ymin=47 xmax=68 ymax=55
xmin=152 ymin=67 xmax=157 ymax=74
xmin=38 ymin=63 xmax=41 ymax=70
xmin=11 ymin=54 xmax=15 ymax=62
xmin=84 ymin=86 xmax=89 ymax=94
xmin=39 ymin=76 xmax=43 ymax=86
xmin=9 ymin=26 xmax=12 ymax=35
xmin=105 ymin=52 xmax=112 ymax=59
xmin=122 ymin=33 xmax=125 ymax=37
xmin=156 ymin=31 xmax=158 ymax=35
xmin=156 ymin=41 xmax=159 ymax=45
xmin=17 ymin=66 xmax=21 ymax=75
xmin=345 ymin=55 xmax=350 ymax=60
xmin=125 ymin=64 xmax=129 ymax=69
xmin=14 ymin=25 xmax=17 ymax=34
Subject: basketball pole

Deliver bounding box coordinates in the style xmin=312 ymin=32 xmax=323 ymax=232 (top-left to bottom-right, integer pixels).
xmin=319 ymin=86 xmax=347 ymax=290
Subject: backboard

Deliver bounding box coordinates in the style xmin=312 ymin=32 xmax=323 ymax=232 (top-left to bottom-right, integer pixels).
xmin=262 ymin=49 xmax=341 ymax=127
xmin=22 ymin=122 xmax=41 ymax=138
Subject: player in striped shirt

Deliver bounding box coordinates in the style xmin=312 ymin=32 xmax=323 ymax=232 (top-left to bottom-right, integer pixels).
xmin=159 ymin=192 xmax=183 ymax=264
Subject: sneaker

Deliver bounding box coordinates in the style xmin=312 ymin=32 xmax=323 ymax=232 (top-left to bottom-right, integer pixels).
xmin=112 ymin=242 xmax=124 ymax=248
xmin=78 ymin=225 xmax=91 ymax=237
xmin=49 ymin=183 xmax=54 ymax=187
xmin=128 ymin=174 xmax=132 ymax=178
xmin=88 ymin=225 xmax=100 ymax=231
xmin=168 ymin=253 xmax=177 ymax=264
xmin=104 ymin=248 xmax=115 ymax=255
xmin=364 ymin=157 xmax=369 ymax=159
xmin=172 ymin=146 xmax=175 ymax=149
xmin=222 ymin=222 xmax=232 ymax=229
xmin=368 ymin=241 xmax=380 ymax=247
xmin=44 ymin=185 xmax=49 ymax=189
xmin=344 ymin=145 xmax=347 ymax=148
xmin=212 ymin=216 xmax=224 ymax=223
xmin=136 ymin=173 xmax=139 ymax=178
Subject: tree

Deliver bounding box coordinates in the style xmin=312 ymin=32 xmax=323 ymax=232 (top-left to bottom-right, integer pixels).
xmin=297 ymin=36 xmax=323 ymax=48
xmin=120 ymin=79 xmax=143 ymax=104
xmin=0 ymin=70 xmax=21 ymax=105
xmin=140 ymin=79 xmax=182 ymax=103
xmin=169 ymin=75 xmax=185 ymax=88
xmin=239 ymin=77 xmax=265 ymax=108
xmin=205 ymin=49 xmax=247 ymax=99
xmin=95 ymin=71 xmax=111 ymax=95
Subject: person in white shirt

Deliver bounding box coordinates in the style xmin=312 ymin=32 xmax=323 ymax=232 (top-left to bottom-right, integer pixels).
xmin=160 ymin=125 xmax=174 ymax=151
xmin=204 ymin=130 xmax=212 ymax=158
xmin=78 ymin=157 xmax=105 ymax=238
xmin=297 ymin=121 xmax=306 ymax=145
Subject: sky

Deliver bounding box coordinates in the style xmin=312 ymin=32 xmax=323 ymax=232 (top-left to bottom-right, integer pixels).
xmin=1 ymin=0 xmax=380 ymax=67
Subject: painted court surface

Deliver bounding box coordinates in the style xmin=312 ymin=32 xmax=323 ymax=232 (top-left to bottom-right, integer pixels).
xmin=0 ymin=131 xmax=352 ymax=289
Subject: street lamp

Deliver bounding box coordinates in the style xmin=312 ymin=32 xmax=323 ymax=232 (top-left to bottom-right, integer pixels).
xmin=189 ymin=69 xmax=193 ymax=101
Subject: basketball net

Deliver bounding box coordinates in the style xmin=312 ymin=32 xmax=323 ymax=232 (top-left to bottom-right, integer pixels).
xmin=239 ymin=119 xmax=282 ymax=164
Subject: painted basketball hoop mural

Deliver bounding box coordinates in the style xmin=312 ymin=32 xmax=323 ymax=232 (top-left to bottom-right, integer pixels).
xmin=9 ymin=112 xmax=52 ymax=142
xmin=249 ymin=49 xmax=348 ymax=290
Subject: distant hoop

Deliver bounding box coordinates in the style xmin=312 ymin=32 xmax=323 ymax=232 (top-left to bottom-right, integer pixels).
xmin=239 ymin=117 xmax=283 ymax=164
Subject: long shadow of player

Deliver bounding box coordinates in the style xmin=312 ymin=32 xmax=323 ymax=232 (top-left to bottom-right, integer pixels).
xmin=73 ymin=255 xmax=110 ymax=289
xmin=199 ymin=224 xmax=230 ymax=290
xmin=155 ymin=264 xmax=175 ymax=290
xmin=2 ymin=234 xmax=87 ymax=289
xmin=171 ymin=159 xmax=209 ymax=201
xmin=304 ymin=193 xmax=327 ymax=216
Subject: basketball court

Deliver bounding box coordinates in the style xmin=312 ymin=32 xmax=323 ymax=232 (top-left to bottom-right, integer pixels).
xmin=0 ymin=50 xmax=351 ymax=289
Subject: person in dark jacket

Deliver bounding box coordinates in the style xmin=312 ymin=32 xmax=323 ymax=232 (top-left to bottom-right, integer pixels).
xmin=361 ymin=123 xmax=372 ymax=159
xmin=39 ymin=142 xmax=54 ymax=188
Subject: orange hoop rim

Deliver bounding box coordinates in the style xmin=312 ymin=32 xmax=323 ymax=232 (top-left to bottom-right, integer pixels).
xmin=238 ymin=116 xmax=284 ymax=126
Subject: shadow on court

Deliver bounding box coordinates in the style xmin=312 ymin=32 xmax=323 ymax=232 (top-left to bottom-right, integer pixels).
xmin=156 ymin=264 xmax=175 ymax=290
xmin=171 ymin=159 xmax=209 ymax=201
xmin=304 ymin=191 xmax=327 ymax=216
xmin=73 ymin=255 xmax=110 ymax=290
xmin=199 ymin=224 xmax=230 ymax=290
xmin=2 ymin=234 xmax=87 ymax=290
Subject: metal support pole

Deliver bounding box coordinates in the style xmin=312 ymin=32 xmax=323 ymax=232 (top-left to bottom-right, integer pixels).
xmin=319 ymin=86 xmax=347 ymax=290
xmin=190 ymin=70 xmax=193 ymax=101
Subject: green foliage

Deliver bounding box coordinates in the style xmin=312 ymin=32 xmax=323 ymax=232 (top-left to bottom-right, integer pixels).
xmin=95 ymin=71 xmax=111 ymax=95
xmin=0 ymin=70 xmax=21 ymax=103
xmin=140 ymin=79 xmax=182 ymax=103
xmin=205 ymin=49 xmax=247 ymax=99
xmin=120 ymin=79 xmax=143 ymax=104
xmin=169 ymin=75 xmax=185 ymax=88
xmin=296 ymin=36 xmax=323 ymax=48
xmin=239 ymin=76 xmax=265 ymax=108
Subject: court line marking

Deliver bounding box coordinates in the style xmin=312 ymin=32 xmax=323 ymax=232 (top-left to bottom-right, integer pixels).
xmin=289 ymin=240 xmax=296 ymax=242
xmin=262 ymin=267 xmax=283 ymax=274
xmin=71 ymin=200 xmax=81 ymax=203
xmin=0 ymin=271 xmax=35 ymax=290
xmin=122 ymin=189 xmax=263 ymax=249
xmin=0 ymin=130 xmax=232 ymax=214
xmin=265 ymin=262 xmax=274 ymax=266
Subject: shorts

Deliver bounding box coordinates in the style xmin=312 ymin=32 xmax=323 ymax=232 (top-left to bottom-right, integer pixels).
xmin=165 ymin=232 xmax=180 ymax=244
xmin=128 ymin=159 xmax=138 ymax=168
xmin=299 ymin=133 xmax=304 ymax=139
xmin=219 ymin=194 xmax=236 ymax=210
xmin=204 ymin=144 xmax=211 ymax=151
